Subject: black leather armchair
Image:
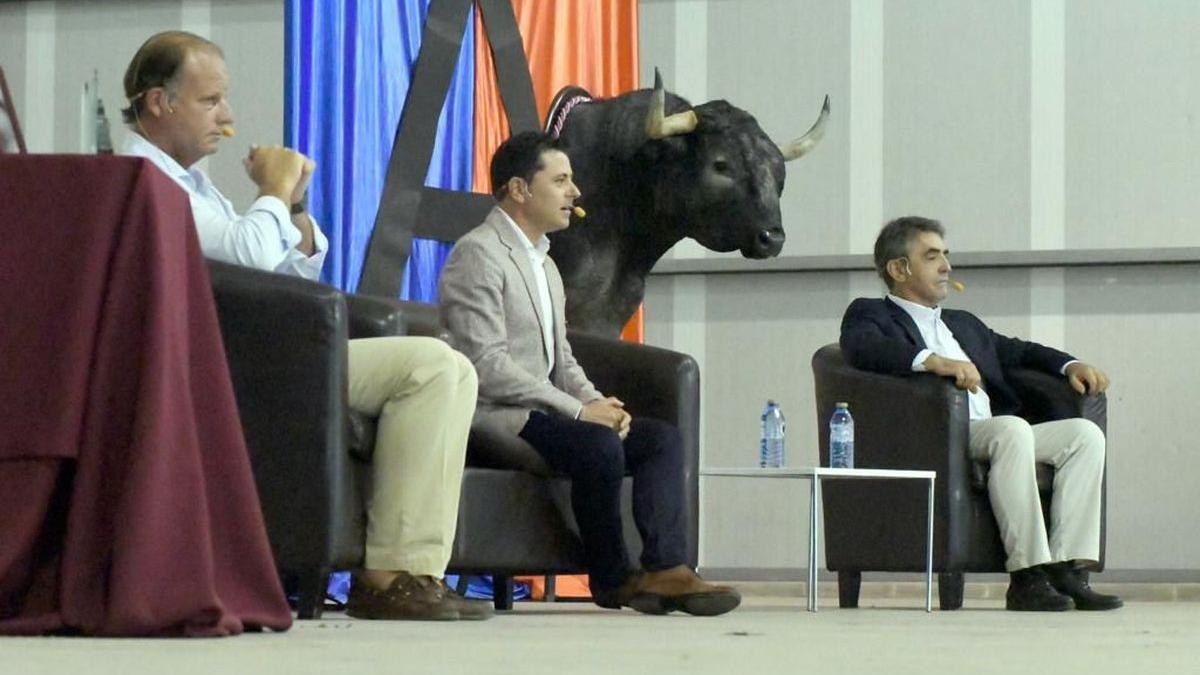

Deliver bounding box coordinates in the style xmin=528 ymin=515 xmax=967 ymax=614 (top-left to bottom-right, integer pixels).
xmin=810 ymin=344 xmax=1107 ymax=610
xmin=207 ymin=261 xmax=699 ymax=618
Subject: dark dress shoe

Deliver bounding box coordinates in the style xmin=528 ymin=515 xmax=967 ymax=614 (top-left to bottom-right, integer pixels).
xmin=346 ymin=572 xmax=460 ymax=620
xmin=1044 ymin=562 xmax=1124 ymax=611
xmin=1006 ymin=567 xmax=1073 ymax=611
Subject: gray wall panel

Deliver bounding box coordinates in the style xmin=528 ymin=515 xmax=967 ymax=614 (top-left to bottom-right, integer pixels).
xmin=705 ymin=0 xmax=850 ymax=257
xmin=210 ymin=0 xmax=284 ymax=209
xmin=883 ymin=0 xmax=1032 ymax=251
xmin=1064 ymin=264 xmax=1200 ymax=569
xmin=53 ymin=0 xmax=182 ymax=154
xmin=1065 ymin=1 xmax=1200 ymax=249
xmin=0 ymin=3 xmax=27 ymax=123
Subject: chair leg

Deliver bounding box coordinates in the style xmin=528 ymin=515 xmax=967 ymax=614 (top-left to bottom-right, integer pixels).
xmin=493 ymin=574 xmax=515 ymax=611
xmin=938 ymin=572 xmax=964 ymax=610
xmin=295 ymin=568 xmax=329 ymax=620
xmin=837 ymin=571 xmax=862 ymax=608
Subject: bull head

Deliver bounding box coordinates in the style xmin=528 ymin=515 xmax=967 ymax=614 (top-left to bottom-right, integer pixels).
xmin=643 ymin=68 xmax=828 ymax=258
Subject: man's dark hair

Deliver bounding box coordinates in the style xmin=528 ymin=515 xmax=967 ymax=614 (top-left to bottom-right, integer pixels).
xmin=873 ymin=216 xmax=946 ymax=289
xmin=489 ymin=130 xmax=562 ymax=200
xmin=121 ymin=31 xmax=223 ymax=125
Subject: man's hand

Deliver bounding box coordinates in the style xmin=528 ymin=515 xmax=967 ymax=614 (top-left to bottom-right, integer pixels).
xmin=923 ymin=354 xmax=981 ymax=392
xmin=243 ymin=144 xmax=306 ymax=203
xmin=580 ymin=396 xmax=631 ymax=439
xmin=290 ymin=156 xmax=316 ymax=206
xmin=1065 ymin=362 xmax=1110 ymax=395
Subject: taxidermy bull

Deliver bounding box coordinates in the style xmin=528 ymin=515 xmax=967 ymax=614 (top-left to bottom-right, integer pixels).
xmin=546 ymin=69 xmax=829 ymax=337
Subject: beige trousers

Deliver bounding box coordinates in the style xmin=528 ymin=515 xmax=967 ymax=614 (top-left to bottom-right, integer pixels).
xmin=347 ymin=337 xmax=476 ymax=577
xmin=968 ymin=416 xmax=1105 ymax=571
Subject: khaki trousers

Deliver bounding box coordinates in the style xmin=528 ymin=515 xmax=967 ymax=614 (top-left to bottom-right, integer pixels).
xmin=968 ymin=416 xmax=1105 ymax=571
xmin=347 ymin=337 xmax=476 ymax=577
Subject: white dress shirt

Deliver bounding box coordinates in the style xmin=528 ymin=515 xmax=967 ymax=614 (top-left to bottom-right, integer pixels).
xmin=888 ymin=294 xmax=994 ymax=420
xmin=499 ymin=209 xmax=556 ymax=377
xmin=121 ymin=133 xmax=327 ymax=280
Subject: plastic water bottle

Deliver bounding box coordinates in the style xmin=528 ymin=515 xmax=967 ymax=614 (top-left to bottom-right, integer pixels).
xmin=829 ymin=402 xmax=854 ymax=468
xmin=760 ymin=401 xmax=786 ymax=468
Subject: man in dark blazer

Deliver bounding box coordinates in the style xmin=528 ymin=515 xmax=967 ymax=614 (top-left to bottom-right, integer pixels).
xmin=841 ymin=216 xmax=1122 ymax=611
xmin=439 ymin=131 xmax=739 ymax=616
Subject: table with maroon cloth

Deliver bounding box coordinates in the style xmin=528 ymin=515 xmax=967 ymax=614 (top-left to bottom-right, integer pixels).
xmin=0 ymin=155 xmax=292 ymax=636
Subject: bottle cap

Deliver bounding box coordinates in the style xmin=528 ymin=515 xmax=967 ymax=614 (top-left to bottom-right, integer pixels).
xmin=836 ymin=401 xmax=848 ymax=408
xmin=767 ymin=399 xmax=777 ymax=406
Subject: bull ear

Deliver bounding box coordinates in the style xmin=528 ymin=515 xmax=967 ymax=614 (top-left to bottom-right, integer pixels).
xmin=646 ymin=67 xmax=698 ymax=140
xmin=778 ymin=95 xmax=830 ymax=161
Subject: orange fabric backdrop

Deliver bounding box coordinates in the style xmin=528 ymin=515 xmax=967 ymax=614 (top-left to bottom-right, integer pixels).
xmin=472 ymin=0 xmax=643 ymax=344
xmin=472 ymin=0 xmax=641 ymax=598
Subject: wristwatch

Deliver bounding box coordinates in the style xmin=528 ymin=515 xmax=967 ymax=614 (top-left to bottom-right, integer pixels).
xmin=291 ymin=189 xmax=308 ymax=215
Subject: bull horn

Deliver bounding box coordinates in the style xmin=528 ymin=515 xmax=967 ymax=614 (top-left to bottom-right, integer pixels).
xmin=778 ymin=95 xmax=830 ymax=161
xmin=646 ymin=67 xmax=698 ymax=139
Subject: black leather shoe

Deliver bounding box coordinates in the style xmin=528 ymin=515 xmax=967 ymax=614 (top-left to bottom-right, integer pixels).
xmin=1044 ymin=562 xmax=1124 ymax=611
xmin=1006 ymin=567 xmax=1073 ymax=611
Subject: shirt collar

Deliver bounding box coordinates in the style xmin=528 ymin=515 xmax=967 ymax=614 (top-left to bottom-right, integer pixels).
xmin=122 ymin=131 xmax=209 ymax=192
xmin=497 ymin=207 xmax=550 ymax=258
xmin=888 ymin=293 xmax=942 ymax=324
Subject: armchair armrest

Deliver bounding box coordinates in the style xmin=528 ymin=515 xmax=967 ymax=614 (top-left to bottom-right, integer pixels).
xmin=812 ymin=344 xmax=969 ymax=477
xmin=1008 ymin=368 xmax=1107 ymax=432
xmin=345 ymin=293 xmax=406 ymax=339
xmin=567 ymin=331 xmax=699 ymax=429
xmin=812 ymin=343 xmax=975 ymax=570
xmin=206 ymin=260 xmax=354 ymax=568
xmin=346 ymin=295 xmax=452 ymax=343
xmin=567 ymin=332 xmax=701 ymax=566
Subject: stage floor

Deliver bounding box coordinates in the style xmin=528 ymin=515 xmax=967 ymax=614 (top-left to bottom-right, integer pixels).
xmin=5 ymin=583 xmax=1197 ymax=674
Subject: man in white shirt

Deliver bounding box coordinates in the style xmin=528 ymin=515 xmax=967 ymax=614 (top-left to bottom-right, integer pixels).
xmin=120 ymin=30 xmax=490 ymax=621
xmin=438 ymin=131 xmax=740 ymax=616
xmin=840 ymin=216 xmax=1122 ymax=611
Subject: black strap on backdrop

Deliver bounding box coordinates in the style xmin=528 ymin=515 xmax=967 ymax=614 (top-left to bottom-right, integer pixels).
xmin=359 ymin=0 xmax=540 ymax=298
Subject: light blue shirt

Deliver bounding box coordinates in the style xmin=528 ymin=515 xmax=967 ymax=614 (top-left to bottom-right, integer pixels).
xmin=122 ymin=132 xmax=327 ymax=280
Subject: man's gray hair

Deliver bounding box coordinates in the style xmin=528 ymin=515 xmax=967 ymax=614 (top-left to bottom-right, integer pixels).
xmin=873 ymin=216 xmax=945 ymax=289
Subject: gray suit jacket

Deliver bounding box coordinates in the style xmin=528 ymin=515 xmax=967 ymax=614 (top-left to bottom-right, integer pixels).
xmin=439 ymin=206 xmax=602 ymax=435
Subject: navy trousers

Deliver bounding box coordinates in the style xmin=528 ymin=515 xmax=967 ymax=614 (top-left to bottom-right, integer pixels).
xmin=519 ymin=411 xmax=687 ymax=591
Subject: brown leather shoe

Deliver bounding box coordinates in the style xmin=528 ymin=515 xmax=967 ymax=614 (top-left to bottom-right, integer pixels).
xmin=434 ymin=578 xmax=495 ymax=620
xmin=628 ymin=565 xmax=741 ymax=616
xmin=346 ymin=572 xmax=460 ymax=621
xmin=592 ymin=572 xmax=646 ymax=609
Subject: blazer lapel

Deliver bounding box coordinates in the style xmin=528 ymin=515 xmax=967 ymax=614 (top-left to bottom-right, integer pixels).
xmin=883 ymin=297 xmax=928 ymax=349
xmin=941 ymin=312 xmax=984 ymax=365
xmin=545 ymin=258 xmax=568 ymax=384
xmin=488 ymin=210 xmax=552 ymax=366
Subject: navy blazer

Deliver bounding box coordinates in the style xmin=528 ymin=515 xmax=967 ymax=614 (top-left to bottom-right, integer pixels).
xmin=839 ymin=297 xmax=1074 ymax=417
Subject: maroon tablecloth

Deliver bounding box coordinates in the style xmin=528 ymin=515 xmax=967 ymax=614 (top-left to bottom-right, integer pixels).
xmin=0 ymin=155 xmax=292 ymax=636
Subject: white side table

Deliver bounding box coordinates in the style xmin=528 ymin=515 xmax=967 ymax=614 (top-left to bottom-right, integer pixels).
xmin=701 ymin=467 xmax=937 ymax=612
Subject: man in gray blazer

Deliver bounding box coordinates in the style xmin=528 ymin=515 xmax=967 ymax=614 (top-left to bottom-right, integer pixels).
xmin=439 ymin=131 xmax=739 ymax=616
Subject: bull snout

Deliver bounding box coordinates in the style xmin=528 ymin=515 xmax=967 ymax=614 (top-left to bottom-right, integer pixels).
xmin=745 ymin=228 xmax=785 ymax=258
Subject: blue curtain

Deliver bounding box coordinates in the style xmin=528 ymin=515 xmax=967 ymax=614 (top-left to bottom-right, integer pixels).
xmin=285 ymin=0 xmax=468 ymax=300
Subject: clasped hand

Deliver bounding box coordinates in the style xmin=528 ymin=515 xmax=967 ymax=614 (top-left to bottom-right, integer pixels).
xmin=579 ymin=396 xmax=631 ymax=439
xmin=923 ymin=354 xmax=981 ymax=392
xmin=243 ymin=144 xmax=315 ymax=204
